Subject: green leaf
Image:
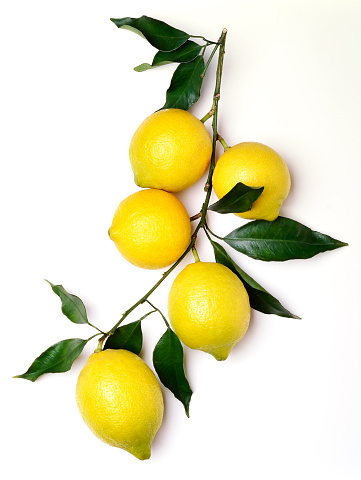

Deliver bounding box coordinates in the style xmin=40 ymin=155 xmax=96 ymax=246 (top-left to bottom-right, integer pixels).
xmin=46 ymin=281 xmax=88 ymax=324
xmin=208 ymin=182 xmax=264 ymax=214
xmin=161 ymin=55 xmax=204 ymax=110
xmin=209 ymin=239 xmax=300 ymax=318
xmin=153 ymin=328 xmax=192 ymax=416
xmin=223 ymin=216 xmax=348 ymax=261
xmin=134 ymin=41 xmax=202 ymax=72
xmin=104 ymin=320 xmax=143 ymax=355
xmin=110 ymin=16 xmax=189 ymax=52
xmin=14 ymin=338 xmax=88 ymax=382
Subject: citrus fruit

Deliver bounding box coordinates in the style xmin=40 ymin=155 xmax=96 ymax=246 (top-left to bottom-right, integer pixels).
xmin=168 ymin=262 xmax=251 ymax=360
xmin=76 ymin=349 xmax=164 ymax=460
xmin=212 ymin=142 xmax=291 ymax=221
xmin=109 ymin=189 xmax=191 ymax=269
xmin=129 ymin=108 xmax=212 ymax=192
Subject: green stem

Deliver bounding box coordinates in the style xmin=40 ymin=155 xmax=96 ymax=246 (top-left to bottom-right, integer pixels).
xmin=94 ymin=333 xmax=107 ymax=353
xmin=107 ymin=28 xmax=228 ymax=338
xmin=192 ymin=246 xmax=200 ymax=262
xmin=190 ymin=34 xmax=218 ymax=45
xmin=87 ymin=322 xmax=106 ymax=334
xmin=200 ymin=111 xmax=213 ymax=123
xmin=146 ymin=300 xmax=170 ymax=327
xmin=190 ymin=212 xmax=202 ymax=221
xmin=201 ymin=42 xmax=220 ymax=78
xmin=205 ymin=224 xmax=224 ymax=241
xmin=217 ymin=133 xmax=230 ymax=151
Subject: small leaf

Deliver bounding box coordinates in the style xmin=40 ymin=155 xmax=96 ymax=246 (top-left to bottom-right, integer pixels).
xmin=209 ymin=182 xmax=264 ymax=214
xmin=14 ymin=338 xmax=88 ymax=382
xmin=104 ymin=320 xmax=143 ymax=355
xmin=110 ymin=16 xmax=189 ymax=51
xmin=134 ymin=41 xmax=202 ymax=72
xmin=223 ymin=216 xmax=348 ymax=261
xmin=153 ymin=328 xmax=192 ymax=416
xmin=210 ymin=239 xmax=299 ymax=318
xmin=46 ymin=281 xmax=88 ymax=324
xmin=161 ymin=56 xmax=204 ymax=110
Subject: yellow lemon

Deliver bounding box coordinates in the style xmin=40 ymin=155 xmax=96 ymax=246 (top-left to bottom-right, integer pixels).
xmin=168 ymin=262 xmax=251 ymax=361
xmin=129 ymin=109 xmax=212 ymax=192
xmin=212 ymin=142 xmax=291 ymax=221
xmin=76 ymin=349 xmax=164 ymax=460
xmin=109 ymin=189 xmax=191 ymax=269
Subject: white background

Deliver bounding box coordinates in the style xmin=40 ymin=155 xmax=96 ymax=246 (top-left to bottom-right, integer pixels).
xmin=1 ymin=1 xmax=361 ymax=479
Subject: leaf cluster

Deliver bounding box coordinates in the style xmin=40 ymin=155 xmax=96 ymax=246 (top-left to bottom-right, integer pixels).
xmin=15 ymin=282 xmax=192 ymax=415
xmin=111 ymin=16 xmax=217 ymax=110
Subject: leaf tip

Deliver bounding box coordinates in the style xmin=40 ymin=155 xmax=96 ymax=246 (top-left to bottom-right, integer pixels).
xmin=13 ymin=374 xmax=34 ymax=382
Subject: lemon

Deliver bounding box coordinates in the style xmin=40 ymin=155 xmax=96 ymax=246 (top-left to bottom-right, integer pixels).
xmin=129 ymin=109 xmax=212 ymax=192
xmin=109 ymin=189 xmax=191 ymax=269
xmin=76 ymin=349 xmax=164 ymax=460
xmin=212 ymin=142 xmax=291 ymax=221
xmin=168 ymin=262 xmax=251 ymax=360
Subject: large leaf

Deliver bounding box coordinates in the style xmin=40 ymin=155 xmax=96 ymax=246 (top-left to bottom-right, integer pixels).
xmin=110 ymin=16 xmax=189 ymax=52
xmin=46 ymin=281 xmax=88 ymax=324
xmin=14 ymin=338 xmax=88 ymax=382
xmin=223 ymin=216 xmax=348 ymax=261
xmin=104 ymin=320 xmax=143 ymax=354
xmin=153 ymin=328 xmax=192 ymax=417
xmin=161 ymin=55 xmax=204 ymax=110
xmin=210 ymin=239 xmax=299 ymax=318
xmin=209 ymin=182 xmax=264 ymax=214
xmin=134 ymin=40 xmax=202 ymax=72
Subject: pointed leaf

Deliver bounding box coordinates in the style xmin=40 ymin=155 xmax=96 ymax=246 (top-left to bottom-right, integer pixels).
xmin=104 ymin=320 xmax=143 ymax=354
xmin=161 ymin=55 xmax=204 ymax=110
xmin=209 ymin=182 xmax=264 ymax=214
xmin=153 ymin=328 xmax=192 ymax=416
xmin=14 ymin=338 xmax=88 ymax=382
xmin=210 ymin=239 xmax=299 ymax=318
xmin=46 ymin=281 xmax=88 ymax=324
xmin=110 ymin=16 xmax=189 ymax=51
xmin=134 ymin=41 xmax=202 ymax=72
xmin=224 ymin=216 xmax=348 ymax=261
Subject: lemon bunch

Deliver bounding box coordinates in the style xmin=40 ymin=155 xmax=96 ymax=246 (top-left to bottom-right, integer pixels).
xmin=73 ymin=106 xmax=292 ymax=459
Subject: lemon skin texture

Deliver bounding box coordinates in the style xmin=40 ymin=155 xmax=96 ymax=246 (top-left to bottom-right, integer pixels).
xmin=168 ymin=262 xmax=251 ymax=361
xmin=109 ymin=189 xmax=191 ymax=269
xmin=212 ymin=142 xmax=291 ymax=221
xmin=76 ymin=349 xmax=164 ymax=460
xmin=129 ymin=109 xmax=212 ymax=192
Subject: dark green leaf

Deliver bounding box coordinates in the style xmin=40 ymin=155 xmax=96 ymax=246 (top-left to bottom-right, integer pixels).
xmin=209 ymin=182 xmax=264 ymax=214
xmin=161 ymin=55 xmax=204 ymax=110
xmin=210 ymin=239 xmax=300 ymax=318
xmin=110 ymin=16 xmax=189 ymax=51
xmin=134 ymin=41 xmax=202 ymax=72
xmin=104 ymin=320 xmax=143 ymax=354
xmin=14 ymin=338 xmax=88 ymax=382
xmin=224 ymin=216 xmax=348 ymax=261
xmin=46 ymin=280 xmax=88 ymax=324
xmin=153 ymin=328 xmax=192 ymax=416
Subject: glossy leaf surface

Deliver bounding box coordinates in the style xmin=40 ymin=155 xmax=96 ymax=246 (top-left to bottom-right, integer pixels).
xmin=224 ymin=217 xmax=348 ymax=261
xmin=134 ymin=41 xmax=202 ymax=71
xmin=209 ymin=182 xmax=264 ymax=214
xmin=110 ymin=16 xmax=189 ymax=51
xmin=161 ymin=55 xmax=204 ymax=110
xmin=104 ymin=320 xmax=143 ymax=355
xmin=14 ymin=338 xmax=88 ymax=382
xmin=46 ymin=281 xmax=88 ymax=324
xmin=153 ymin=328 xmax=192 ymax=416
xmin=210 ymin=239 xmax=299 ymax=318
